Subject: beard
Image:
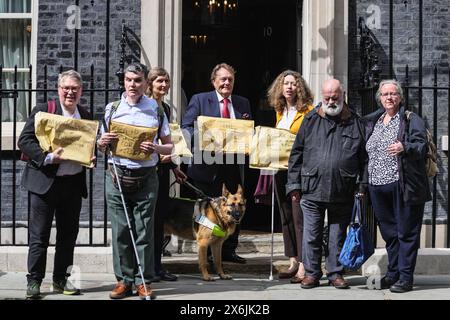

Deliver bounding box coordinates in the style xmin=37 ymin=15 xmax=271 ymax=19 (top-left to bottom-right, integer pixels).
xmin=321 ymin=101 xmax=343 ymax=117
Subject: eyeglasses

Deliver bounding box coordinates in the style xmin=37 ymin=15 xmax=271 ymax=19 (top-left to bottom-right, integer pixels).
xmin=381 ymin=92 xmax=399 ymax=98
xmin=60 ymin=86 xmax=80 ymax=93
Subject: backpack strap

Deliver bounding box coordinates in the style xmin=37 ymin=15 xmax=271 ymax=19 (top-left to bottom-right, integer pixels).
xmin=106 ymin=100 xmax=164 ymax=135
xmin=47 ymin=99 xmax=57 ymax=113
xmin=405 ymin=110 xmax=412 ymax=121
xmin=21 ymin=99 xmax=58 ymax=162
xmin=107 ymin=100 xmax=121 ymax=131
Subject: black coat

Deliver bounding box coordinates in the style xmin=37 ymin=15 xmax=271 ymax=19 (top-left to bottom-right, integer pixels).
xmin=18 ymin=103 xmax=91 ymax=197
xmin=286 ymin=106 xmax=367 ymax=203
xmin=363 ymin=106 xmax=431 ymax=205
xmin=158 ymin=101 xmax=177 ymax=181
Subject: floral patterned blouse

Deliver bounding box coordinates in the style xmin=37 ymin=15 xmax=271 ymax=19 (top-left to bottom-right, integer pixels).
xmin=366 ymin=112 xmax=401 ymax=186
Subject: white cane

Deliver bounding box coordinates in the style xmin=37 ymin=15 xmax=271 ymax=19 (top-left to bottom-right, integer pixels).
xmin=269 ymin=171 xmax=275 ymax=281
xmin=109 ymin=150 xmax=152 ymax=301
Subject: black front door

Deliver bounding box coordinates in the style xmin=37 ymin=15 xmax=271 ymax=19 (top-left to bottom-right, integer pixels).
xmin=182 ymin=0 xmax=302 ymax=231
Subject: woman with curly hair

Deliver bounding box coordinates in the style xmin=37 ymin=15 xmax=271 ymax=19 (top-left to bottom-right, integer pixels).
xmin=267 ymin=70 xmax=314 ymax=283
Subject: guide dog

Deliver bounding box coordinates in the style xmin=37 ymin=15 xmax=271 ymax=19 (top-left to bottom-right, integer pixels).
xmin=164 ymin=184 xmax=246 ymax=281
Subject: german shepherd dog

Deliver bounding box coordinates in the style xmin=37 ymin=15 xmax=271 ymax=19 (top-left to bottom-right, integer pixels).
xmin=164 ymin=184 xmax=246 ymax=281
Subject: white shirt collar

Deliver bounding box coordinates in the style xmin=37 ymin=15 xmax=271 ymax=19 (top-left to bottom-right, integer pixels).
xmin=60 ymin=104 xmax=81 ymax=119
xmin=215 ymin=91 xmax=232 ymax=104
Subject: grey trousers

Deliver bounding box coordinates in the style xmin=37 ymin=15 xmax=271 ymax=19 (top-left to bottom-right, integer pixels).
xmin=300 ymin=199 xmax=352 ymax=281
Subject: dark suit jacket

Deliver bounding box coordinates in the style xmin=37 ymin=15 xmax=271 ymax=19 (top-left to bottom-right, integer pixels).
xmin=18 ymin=103 xmax=91 ymax=197
xmin=181 ymin=90 xmax=252 ymax=184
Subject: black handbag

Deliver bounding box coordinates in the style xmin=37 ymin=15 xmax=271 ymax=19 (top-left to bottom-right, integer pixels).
xmin=338 ymin=195 xmax=374 ymax=270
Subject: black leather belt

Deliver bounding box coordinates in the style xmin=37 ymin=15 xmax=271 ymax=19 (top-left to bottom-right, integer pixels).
xmin=108 ymin=164 xmax=155 ymax=177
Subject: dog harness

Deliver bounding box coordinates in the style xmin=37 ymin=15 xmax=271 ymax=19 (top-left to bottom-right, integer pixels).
xmin=193 ymin=198 xmax=227 ymax=238
xmin=194 ymin=214 xmax=226 ymax=238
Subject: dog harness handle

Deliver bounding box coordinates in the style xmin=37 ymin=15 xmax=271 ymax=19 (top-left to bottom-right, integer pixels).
xmin=194 ymin=213 xmax=226 ymax=238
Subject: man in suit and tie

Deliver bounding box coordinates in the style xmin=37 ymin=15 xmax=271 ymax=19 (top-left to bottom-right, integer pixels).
xmin=18 ymin=70 xmax=93 ymax=299
xmin=182 ymin=63 xmax=252 ymax=264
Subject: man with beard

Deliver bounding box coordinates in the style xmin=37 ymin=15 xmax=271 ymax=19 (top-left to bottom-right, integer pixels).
xmin=286 ymin=79 xmax=367 ymax=289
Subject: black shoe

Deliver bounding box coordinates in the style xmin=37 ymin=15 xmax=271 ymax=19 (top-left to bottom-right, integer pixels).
xmin=157 ymin=270 xmax=178 ymax=281
xmin=389 ymin=280 xmax=413 ymax=293
xmin=379 ymin=276 xmax=398 ymax=290
xmin=26 ymin=281 xmax=41 ymax=300
xmin=150 ymin=275 xmax=161 ymax=283
xmin=222 ymin=252 xmax=246 ymax=264
xmin=52 ymin=278 xmax=81 ymax=295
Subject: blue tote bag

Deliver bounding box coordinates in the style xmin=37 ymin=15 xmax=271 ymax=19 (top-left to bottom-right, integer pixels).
xmin=338 ymin=195 xmax=374 ymax=270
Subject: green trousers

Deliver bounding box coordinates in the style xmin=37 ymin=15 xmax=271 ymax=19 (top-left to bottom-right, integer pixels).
xmin=106 ymin=167 xmax=158 ymax=285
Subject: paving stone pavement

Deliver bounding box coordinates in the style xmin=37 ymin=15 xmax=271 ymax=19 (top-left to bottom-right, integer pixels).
xmin=1 ymin=271 xmax=450 ymax=301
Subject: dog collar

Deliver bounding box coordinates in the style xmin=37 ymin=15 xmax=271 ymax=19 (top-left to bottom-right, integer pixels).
xmin=194 ymin=214 xmax=227 ymax=238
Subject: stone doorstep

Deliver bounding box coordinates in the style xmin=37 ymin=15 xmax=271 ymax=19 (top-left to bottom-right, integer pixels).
xmin=166 ymin=232 xmax=285 ymax=254
xmin=0 ymin=247 xmax=349 ymax=277
xmin=362 ymin=248 xmax=450 ymax=276
xmin=0 ymin=229 xmax=285 ymax=254
xmin=0 ymin=233 xmax=288 ymax=274
xmin=2 ymin=242 xmax=450 ymax=276
xmin=0 ymin=246 xmax=292 ymax=275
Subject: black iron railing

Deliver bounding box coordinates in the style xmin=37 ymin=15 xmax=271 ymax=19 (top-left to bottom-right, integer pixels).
xmin=0 ymin=17 xmax=143 ymax=246
xmin=358 ymin=6 xmax=450 ymax=248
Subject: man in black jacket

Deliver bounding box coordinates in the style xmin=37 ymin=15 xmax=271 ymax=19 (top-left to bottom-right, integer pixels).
xmin=286 ymin=79 xmax=367 ymax=289
xmin=18 ymin=70 xmax=93 ymax=299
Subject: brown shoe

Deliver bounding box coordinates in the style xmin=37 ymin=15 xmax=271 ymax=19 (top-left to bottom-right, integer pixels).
xmin=135 ymin=283 xmax=156 ymax=300
xmin=278 ymin=266 xmax=299 ymax=279
xmin=328 ymin=276 xmax=350 ymax=289
xmin=300 ymin=276 xmax=320 ymax=289
xmin=109 ymin=281 xmax=133 ymax=299
xmin=290 ymin=274 xmax=305 ymax=284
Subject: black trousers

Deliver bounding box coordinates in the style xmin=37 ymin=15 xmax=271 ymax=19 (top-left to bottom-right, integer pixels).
xmin=274 ymin=171 xmax=303 ymax=261
xmin=194 ymin=164 xmax=242 ymax=254
xmin=27 ymin=173 xmax=83 ymax=284
xmin=369 ymin=181 xmax=424 ymax=284
xmin=154 ymin=163 xmax=171 ymax=273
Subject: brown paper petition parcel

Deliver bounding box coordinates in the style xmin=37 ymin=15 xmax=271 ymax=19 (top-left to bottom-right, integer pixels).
xmin=110 ymin=121 xmax=158 ymax=161
xmin=250 ymin=126 xmax=296 ymax=170
xmin=34 ymin=111 xmax=99 ymax=167
xmin=197 ymin=116 xmax=254 ymax=154
xmin=169 ymin=123 xmax=192 ymax=157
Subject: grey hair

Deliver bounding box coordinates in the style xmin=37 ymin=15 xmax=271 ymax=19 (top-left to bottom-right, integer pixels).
xmin=376 ymin=79 xmax=404 ymax=105
xmin=58 ymin=70 xmax=83 ymax=87
xmin=125 ymin=62 xmax=149 ymax=78
xmin=210 ymin=63 xmax=236 ymax=82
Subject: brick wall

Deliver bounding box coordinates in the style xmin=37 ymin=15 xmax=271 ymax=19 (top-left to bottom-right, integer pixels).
xmin=36 ymin=0 xmax=141 ymax=115
xmin=349 ymin=0 xmax=449 ymax=220
xmin=349 ymin=0 xmax=449 ymax=98
xmin=1 ymin=1 xmax=141 ymax=227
